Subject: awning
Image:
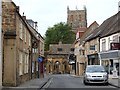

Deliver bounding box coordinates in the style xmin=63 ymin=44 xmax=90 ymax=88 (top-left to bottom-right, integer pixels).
xmin=87 ymin=53 xmax=98 ymax=59
xmin=98 ymin=50 xmax=120 ymax=60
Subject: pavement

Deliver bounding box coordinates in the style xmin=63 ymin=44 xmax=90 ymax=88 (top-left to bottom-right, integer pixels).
xmin=71 ymin=74 xmax=120 ymax=88
xmin=1 ymin=74 xmax=52 ymax=90
xmin=108 ymin=77 xmax=120 ymax=88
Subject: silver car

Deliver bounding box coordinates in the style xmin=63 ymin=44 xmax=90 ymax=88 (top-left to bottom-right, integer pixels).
xmin=83 ymin=65 xmax=108 ymax=85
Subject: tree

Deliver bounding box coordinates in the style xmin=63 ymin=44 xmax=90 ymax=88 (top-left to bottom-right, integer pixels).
xmin=44 ymin=22 xmax=75 ymax=51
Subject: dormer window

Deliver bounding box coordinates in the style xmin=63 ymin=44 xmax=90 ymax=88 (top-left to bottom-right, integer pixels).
xmin=58 ymin=48 xmax=62 ymax=51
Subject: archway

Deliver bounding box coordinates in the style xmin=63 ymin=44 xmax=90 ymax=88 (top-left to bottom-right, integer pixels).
xmin=54 ymin=61 xmax=61 ymax=74
xmin=47 ymin=61 xmax=52 ymax=74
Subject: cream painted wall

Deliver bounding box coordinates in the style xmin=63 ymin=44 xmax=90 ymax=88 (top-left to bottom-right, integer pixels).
xmin=100 ymin=33 xmax=120 ymax=52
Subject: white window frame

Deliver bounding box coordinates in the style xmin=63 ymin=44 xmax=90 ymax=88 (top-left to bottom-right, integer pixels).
xmin=19 ymin=23 xmax=23 ymax=40
xmin=108 ymin=37 xmax=110 ymax=50
xmin=36 ymin=62 xmax=38 ymax=71
xmin=102 ymin=39 xmax=106 ymax=51
xmin=29 ymin=34 xmax=31 ymax=46
xmin=19 ymin=52 xmax=23 ymax=75
xmin=26 ymin=55 xmax=29 ymax=73
xmin=24 ymin=28 xmax=27 ymax=43
xmin=24 ymin=54 xmax=29 ymax=74
xmin=32 ymin=62 xmax=35 ymax=73
xmin=113 ymin=35 xmax=118 ymax=42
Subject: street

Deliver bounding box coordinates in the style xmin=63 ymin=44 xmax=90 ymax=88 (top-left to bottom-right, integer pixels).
xmin=1 ymin=74 xmax=119 ymax=90
xmin=43 ymin=74 xmax=117 ymax=89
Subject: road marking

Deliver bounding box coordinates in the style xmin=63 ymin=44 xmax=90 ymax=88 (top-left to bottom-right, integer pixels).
xmin=41 ymin=78 xmax=53 ymax=89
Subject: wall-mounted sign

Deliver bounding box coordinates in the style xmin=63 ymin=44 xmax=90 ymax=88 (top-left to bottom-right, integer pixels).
xmin=110 ymin=43 xmax=120 ymax=50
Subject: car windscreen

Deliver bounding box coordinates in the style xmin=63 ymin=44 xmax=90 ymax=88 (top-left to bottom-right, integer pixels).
xmin=86 ymin=66 xmax=106 ymax=72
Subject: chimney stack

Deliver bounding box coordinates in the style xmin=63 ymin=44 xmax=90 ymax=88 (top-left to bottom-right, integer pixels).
xmin=118 ymin=1 xmax=120 ymax=12
xmin=22 ymin=12 xmax=26 ymax=20
xmin=34 ymin=22 xmax=38 ymax=31
xmin=16 ymin=6 xmax=19 ymax=12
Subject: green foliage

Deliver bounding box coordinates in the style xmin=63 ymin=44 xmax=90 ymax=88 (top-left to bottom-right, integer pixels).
xmin=44 ymin=22 xmax=75 ymax=51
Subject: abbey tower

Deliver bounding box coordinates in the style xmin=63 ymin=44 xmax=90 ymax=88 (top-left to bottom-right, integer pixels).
xmin=67 ymin=6 xmax=87 ymax=32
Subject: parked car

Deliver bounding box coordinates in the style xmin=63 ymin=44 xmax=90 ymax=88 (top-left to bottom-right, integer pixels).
xmin=83 ymin=65 xmax=108 ymax=85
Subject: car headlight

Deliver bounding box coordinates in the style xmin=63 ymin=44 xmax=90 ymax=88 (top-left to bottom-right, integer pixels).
xmin=103 ymin=74 xmax=107 ymax=77
xmin=86 ymin=74 xmax=91 ymax=77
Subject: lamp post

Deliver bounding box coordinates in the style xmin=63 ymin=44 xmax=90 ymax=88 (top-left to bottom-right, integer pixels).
xmin=0 ymin=0 xmax=2 ymax=88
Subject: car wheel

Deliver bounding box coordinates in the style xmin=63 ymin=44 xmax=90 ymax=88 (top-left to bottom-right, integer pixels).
xmin=83 ymin=80 xmax=88 ymax=85
xmin=104 ymin=82 xmax=108 ymax=86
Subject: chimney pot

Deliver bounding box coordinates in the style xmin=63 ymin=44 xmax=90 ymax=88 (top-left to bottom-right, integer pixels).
xmin=16 ymin=6 xmax=19 ymax=12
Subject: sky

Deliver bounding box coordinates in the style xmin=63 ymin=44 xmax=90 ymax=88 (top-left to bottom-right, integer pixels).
xmin=11 ymin=0 xmax=119 ymax=37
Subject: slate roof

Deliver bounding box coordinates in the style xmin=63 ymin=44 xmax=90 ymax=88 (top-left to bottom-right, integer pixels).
xmin=101 ymin=12 xmax=120 ymax=37
xmin=85 ymin=11 xmax=120 ymax=41
xmin=10 ymin=1 xmax=41 ymax=40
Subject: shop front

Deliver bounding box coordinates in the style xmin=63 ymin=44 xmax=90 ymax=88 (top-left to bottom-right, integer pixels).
xmin=98 ymin=50 xmax=120 ymax=78
xmin=87 ymin=53 xmax=99 ymax=65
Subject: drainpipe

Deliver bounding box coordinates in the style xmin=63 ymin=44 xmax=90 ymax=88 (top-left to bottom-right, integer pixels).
xmin=98 ymin=53 xmax=102 ymax=65
xmin=0 ymin=0 xmax=2 ymax=88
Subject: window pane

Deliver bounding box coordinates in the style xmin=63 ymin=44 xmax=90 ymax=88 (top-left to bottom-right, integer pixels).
xmin=58 ymin=48 xmax=62 ymax=51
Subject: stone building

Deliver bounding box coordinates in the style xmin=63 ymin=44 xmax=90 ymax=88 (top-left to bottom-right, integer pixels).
xmin=74 ymin=11 xmax=120 ymax=77
xmin=37 ymin=33 xmax=45 ymax=78
xmin=82 ymin=12 xmax=120 ymax=77
xmin=74 ymin=21 xmax=99 ymax=76
xmin=46 ymin=42 xmax=74 ymax=74
xmin=26 ymin=19 xmax=45 ymax=78
xmin=67 ymin=6 xmax=87 ymax=32
xmin=99 ymin=12 xmax=120 ymax=77
xmin=2 ymin=1 xmax=43 ymax=86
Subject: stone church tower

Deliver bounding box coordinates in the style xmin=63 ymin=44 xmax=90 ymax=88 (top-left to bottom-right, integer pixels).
xmin=67 ymin=6 xmax=87 ymax=32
